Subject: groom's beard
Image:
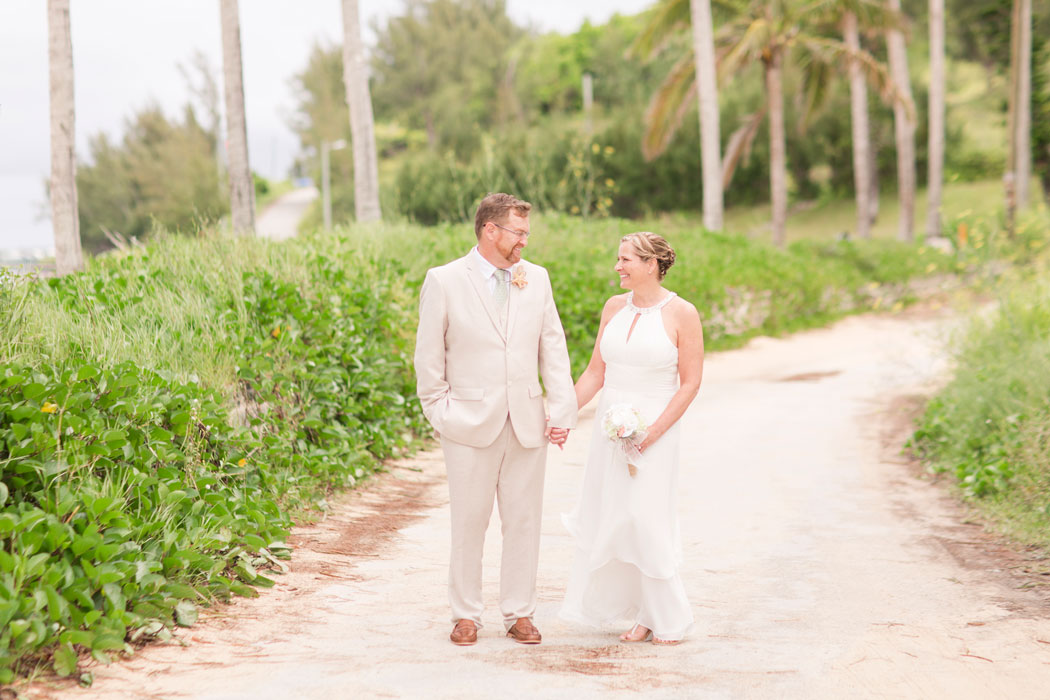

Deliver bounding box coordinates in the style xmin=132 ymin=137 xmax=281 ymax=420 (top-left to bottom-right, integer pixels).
xmin=499 ymin=242 xmax=524 ymax=265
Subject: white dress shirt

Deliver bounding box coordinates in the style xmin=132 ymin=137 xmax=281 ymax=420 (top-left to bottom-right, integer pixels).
xmin=469 ymin=246 xmax=516 ymax=296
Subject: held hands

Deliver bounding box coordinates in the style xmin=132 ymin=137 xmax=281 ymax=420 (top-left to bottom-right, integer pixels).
xmin=545 ymin=424 xmax=570 ymax=449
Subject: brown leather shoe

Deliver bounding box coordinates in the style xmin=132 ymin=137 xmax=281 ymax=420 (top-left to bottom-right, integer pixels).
xmin=506 ymin=617 xmax=541 ymax=644
xmin=450 ymin=619 xmax=477 ymax=646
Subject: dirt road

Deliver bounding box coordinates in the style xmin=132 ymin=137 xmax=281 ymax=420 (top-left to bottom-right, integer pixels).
xmin=256 ymin=187 xmax=317 ymax=241
xmin=36 ymin=307 xmax=1050 ymax=699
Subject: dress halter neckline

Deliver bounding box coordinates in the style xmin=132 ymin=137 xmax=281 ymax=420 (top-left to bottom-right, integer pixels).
xmin=625 ymin=291 xmax=676 ymax=315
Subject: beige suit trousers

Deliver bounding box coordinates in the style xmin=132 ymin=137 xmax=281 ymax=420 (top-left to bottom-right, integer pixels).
xmin=442 ymin=418 xmax=546 ymax=630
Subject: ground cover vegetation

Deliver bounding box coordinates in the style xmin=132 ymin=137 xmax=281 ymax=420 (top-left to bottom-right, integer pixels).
xmin=911 ymin=207 xmax=1050 ymax=550
xmin=0 ymin=232 xmax=428 ymax=683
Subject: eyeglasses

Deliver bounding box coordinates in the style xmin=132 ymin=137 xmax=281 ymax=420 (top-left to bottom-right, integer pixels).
xmin=490 ymin=222 xmax=530 ymax=239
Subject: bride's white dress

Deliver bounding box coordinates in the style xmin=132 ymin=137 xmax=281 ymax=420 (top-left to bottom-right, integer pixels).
xmin=560 ymin=292 xmax=694 ymax=641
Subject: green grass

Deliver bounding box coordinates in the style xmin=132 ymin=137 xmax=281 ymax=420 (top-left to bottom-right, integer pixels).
xmin=910 ymin=205 xmax=1050 ymax=550
xmin=912 ymin=261 xmax=1050 ymax=548
xmin=717 ymin=177 xmax=1043 ymax=244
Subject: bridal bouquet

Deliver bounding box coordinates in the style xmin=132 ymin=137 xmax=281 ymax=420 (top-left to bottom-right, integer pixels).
xmin=601 ymin=403 xmax=648 ymax=477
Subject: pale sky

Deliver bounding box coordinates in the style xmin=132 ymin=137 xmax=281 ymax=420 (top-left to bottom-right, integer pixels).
xmin=0 ymin=0 xmax=655 ymax=251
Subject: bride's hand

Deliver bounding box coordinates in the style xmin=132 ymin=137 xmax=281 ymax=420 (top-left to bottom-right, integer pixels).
xmin=637 ymin=426 xmax=663 ymax=453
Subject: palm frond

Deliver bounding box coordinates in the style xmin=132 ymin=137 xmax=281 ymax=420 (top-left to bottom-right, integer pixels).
xmin=716 ymin=16 xmax=771 ymax=82
xmin=722 ymin=107 xmax=766 ymax=188
xmin=795 ymin=51 xmax=835 ymax=129
xmin=799 ymin=0 xmax=905 ymax=33
xmin=850 ymin=0 xmax=906 ymax=32
xmin=630 ymin=0 xmax=690 ymax=60
xmin=641 ymin=52 xmax=698 ymax=160
xmin=798 ymin=35 xmax=915 ymax=120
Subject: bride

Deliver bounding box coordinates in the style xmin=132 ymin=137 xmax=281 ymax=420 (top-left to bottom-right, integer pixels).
xmin=560 ymin=232 xmax=704 ymax=645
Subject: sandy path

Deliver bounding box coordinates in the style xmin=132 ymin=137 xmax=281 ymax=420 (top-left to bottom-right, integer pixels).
xmin=33 ymin=308 xmax=1050 ymax=699
xmin=256 ymin=187 xmax=317 ymax=241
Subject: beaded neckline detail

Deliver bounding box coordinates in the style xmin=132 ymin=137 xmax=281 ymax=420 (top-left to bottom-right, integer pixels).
xmin=625 ymin=291 xmax=676 ymax=315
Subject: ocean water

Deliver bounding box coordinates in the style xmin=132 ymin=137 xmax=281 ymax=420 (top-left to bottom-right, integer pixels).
xmin=0 ymin=174 xmax=54 ymax=253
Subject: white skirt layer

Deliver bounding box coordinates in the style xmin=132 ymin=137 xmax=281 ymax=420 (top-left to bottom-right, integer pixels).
xmin=559 ymin=384 xmax=694 ymax=641
xmin=560 ymin=555 xmax=694 ymax=641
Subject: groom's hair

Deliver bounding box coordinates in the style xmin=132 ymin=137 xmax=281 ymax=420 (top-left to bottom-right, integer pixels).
xmin=474 ymin=193 xmax=531 ymax=239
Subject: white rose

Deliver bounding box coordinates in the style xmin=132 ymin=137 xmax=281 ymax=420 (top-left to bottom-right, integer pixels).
xmin=606 ymin=403 xmax=639 ymax=437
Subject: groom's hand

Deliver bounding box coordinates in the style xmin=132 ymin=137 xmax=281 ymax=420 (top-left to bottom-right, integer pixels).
xmin=547 ymin=426 xmax=570 ymax=449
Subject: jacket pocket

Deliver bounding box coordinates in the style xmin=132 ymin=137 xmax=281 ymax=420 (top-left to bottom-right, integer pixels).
xmin=450 ymin=387 xmax=484 ymax=401
xmin=528 ymin=383 xmax=543 ymax=398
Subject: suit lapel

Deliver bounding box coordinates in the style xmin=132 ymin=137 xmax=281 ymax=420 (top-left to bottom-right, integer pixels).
xmin=462 ymin=256 xmax=507 ymax=342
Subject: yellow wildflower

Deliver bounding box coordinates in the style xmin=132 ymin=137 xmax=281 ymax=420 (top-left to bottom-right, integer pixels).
xmin=271 ymin=326 xmax=281 ymax=338
xmin=237 ymin=458 xmax=247 ymax=467
xmin=41 ymin=402 xmax=58 ymax=414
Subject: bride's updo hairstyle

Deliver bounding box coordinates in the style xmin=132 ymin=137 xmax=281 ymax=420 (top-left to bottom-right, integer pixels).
xmin=621 ymin=232 xmax=676 ymax=280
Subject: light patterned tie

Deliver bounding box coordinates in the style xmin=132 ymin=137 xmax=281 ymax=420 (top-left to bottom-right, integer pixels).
xmin=493 ymin=268 xmax=509 ymax=329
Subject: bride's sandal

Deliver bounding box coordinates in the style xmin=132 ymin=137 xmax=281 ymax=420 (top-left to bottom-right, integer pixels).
xmin=651 ymin=636 xmax=681 ymax=646
xmin=619 ymin=624 xmax=652 ymax=643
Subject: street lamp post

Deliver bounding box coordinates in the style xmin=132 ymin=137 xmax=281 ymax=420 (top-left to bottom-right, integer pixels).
xmin=321 ymin=138 xmax=348 ymax=230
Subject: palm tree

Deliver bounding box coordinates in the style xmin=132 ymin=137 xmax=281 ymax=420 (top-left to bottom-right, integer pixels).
xmin=843 ymin=10 xmax=872 ymax=238
xmin=886 ymin=0 xmax=917 ymax=241
xmin=341 ymin=0 xmax=382 ymax=222
xmin=1009 ymin=0 xmax=1032 ymax=210
xmin=638 ymin=0 xmax=903 ymax=247
xmin=219 ymin=0 xmax=255 ymax=235
xmin=815 ymin=1 xmax=904 ymax=239
xmin=48 ymin=0 xmax=83 ymax=275
xmin=691 ymin=0 xmax=724 ymax=231
xmin=634 ymin=0 xmax=723 ymax=230
xmin=926 ymin=0 xmax=945 ymax=238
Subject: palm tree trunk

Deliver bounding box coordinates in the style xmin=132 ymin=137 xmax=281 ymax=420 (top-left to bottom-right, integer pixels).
xmin=48 ymin=0 xmax=82 ymax=275
xmin=766 ymin=53 xmax=788 ymax=248
xmin=844 ymin=11 xmax=872 ymax=239
xmin=1015 ymin=0 xmax=1032 ymax=208
xmin=219 ymin=0 xmax=255 ymax=235
xmin=887 ymin=0 xmax=916 ymax=241
xmin=868 ymin=139 xmax=880 ymax=226
xmin=341 ymin=0 xmax=382 ymax=222
xmin=926 ymin=0 xmax=946 ymax=238
xmin=690 ymin=0 xmax=723 ymax=231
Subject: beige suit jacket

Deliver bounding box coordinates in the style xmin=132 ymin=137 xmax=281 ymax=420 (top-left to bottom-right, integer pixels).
xmin=414 ymin=254 xmax=578 ymax=449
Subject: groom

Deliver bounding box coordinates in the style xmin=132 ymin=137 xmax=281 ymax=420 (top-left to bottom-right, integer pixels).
xmin=414 ymin=193 xmax=577 ymax=646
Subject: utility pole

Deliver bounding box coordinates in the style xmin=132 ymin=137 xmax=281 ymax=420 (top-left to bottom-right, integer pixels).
xmin=321 ymin=139 xmax=347 ymax=230
xmin=582 ymin=72 xmax=594 ymax=134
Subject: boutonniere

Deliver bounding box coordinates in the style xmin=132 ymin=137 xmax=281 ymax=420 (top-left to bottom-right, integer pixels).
xmin=511 ymin=266 xmax=528 ymax=289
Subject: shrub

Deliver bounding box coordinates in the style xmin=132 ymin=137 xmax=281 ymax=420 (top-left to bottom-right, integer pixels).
xmin=911 ymin=210 xmax=1050 ymax=545
xmin=0 ymin=231 xmax=428 ymax=681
